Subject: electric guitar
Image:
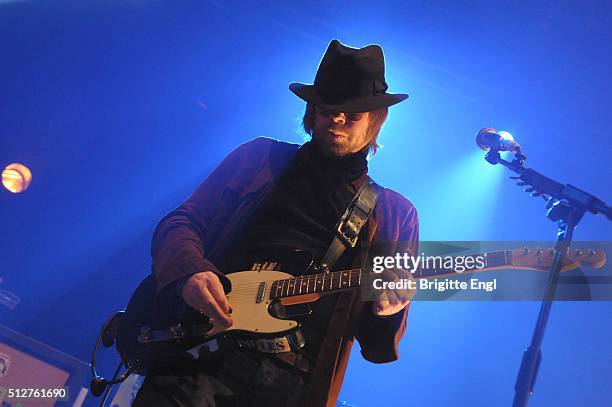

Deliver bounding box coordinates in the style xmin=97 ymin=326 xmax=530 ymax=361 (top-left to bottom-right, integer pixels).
xmin=115 ymin=247 xmax=605 ymax=374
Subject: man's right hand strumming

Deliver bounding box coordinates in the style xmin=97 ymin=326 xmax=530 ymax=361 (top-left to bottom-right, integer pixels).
xmin=181 ymin=271 xmax=233 ymax=329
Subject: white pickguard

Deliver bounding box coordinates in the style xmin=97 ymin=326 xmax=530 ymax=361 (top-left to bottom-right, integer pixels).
xmin=206 ymin=270 xmax=298 ymax=336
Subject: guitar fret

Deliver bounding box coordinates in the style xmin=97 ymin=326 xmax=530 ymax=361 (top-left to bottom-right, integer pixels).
xmin=270 ymin=268 xmax=366 ymax=300
xmin=292 ymin=277 xmax=297 ymax=295
xmin=268 ymin=248 xmax=575 ymax=300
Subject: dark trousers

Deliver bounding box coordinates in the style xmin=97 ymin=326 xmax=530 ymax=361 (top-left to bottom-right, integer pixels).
xmin=132 ymin=350 xmax=308 ymax=407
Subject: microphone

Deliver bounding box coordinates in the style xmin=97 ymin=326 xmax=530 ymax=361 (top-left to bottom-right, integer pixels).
xmin=476 ymin=128 xmax=522 ymax=153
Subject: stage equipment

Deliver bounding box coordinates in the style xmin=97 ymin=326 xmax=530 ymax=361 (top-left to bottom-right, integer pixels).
xmin=0 ymin=325 xmax=90 ymax=406
xmin=2 ymin=162 xmax=32 ymax=193
xmin=476 ymin=128 xmax=522 ymax=153
xmin=476 ymin=127 xmax=611 ymax=407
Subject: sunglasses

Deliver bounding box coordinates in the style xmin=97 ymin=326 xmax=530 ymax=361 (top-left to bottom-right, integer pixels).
xmin=315 ymin=108 xmax=365 ymax=122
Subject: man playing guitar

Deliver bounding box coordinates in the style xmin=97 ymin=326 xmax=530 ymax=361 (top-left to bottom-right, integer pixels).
xmin=132 ymin=39 xmax=418 ymax=407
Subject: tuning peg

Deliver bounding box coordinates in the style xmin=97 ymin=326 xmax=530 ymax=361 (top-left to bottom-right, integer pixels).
xmin=575 ymin=249 xmax=582 ymax=257
xmin=525 ymin=187 xmax=536 ymax=193
xmin=536 ymin=248 xmax=542 ymax=256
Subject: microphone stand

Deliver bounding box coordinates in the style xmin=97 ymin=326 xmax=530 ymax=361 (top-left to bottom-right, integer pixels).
xmin=482 ymin=148 xmax=611 ymax=407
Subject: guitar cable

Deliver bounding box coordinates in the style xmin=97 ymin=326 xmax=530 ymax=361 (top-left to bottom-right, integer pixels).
xmin=97 ymin=362 xmax=123 ymax=407
xmin=90 ymin=311 xmax=136 ymax=403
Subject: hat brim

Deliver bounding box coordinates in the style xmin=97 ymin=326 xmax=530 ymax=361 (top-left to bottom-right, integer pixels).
xmin=289 ymin=83 xmax=409 ymax=112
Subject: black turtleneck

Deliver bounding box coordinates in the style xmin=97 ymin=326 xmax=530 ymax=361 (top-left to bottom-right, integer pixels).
xmin=222 ymin=140 xmax=368 ymax=270
xmin=221 ymin=140 xmax=369 ymax=360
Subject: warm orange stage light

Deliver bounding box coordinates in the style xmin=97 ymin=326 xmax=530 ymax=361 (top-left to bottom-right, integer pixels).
xmin=2 ymin=163 xmax=32 ymax=193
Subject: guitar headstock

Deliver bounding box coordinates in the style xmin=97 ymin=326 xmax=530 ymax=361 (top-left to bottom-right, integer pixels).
xmin=510 ymin=248 xmax=607 ymax=272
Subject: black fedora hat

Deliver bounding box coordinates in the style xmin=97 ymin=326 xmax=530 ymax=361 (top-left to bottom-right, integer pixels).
xmin=289 ymin=39 xmax=408 ymax=113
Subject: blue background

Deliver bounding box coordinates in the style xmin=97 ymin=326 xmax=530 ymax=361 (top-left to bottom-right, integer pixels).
xmin=1 ymin=1 xmax=611 ymax=406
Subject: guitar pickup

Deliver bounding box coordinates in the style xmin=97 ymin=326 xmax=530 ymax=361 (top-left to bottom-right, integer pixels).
xmin=284 ymin=304 xmax=312 ymax=318
xmin=256 ymin=282 xmax=267 ymax=303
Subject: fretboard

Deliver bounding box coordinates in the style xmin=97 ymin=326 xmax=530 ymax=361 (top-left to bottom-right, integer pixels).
xmin=414 ymin=250 xmax=511 ymax=278
xmin=269 ymin=269 xmax=361 ymax=300
xmin=268 ymin=251 xmax=514 ymax=300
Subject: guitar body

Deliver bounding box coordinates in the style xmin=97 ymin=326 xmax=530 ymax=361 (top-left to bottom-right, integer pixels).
xmin=116 ymin=270 xmax=300 ymax=375
xmin=220 ymin=270 xmax=299 ymax=335
xmin=113 ymin=247 xmax=605 ymax=375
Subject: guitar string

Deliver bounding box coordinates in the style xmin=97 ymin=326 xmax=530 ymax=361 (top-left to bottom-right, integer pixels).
xmin=214 ymin=270 xmax=468 ymax=301
xmin=215 ymin=271 xmax=363 ymax=300
xmin=224 ymin=260 xmax=503 ymax=296
xmin=224 ymin=259 xmax=501 ymax=293
xmin=220 ymin=260 xmax=518 ymax=300
xmin=226 ymin=274 xmax=361 ymax=293
xmin=222 ymin=270 xmax=361 ymax=288
xmin=226 ymin=278 xmax=361 ymax=296
xmin=193 ymin=250 xmax=518 ymax=296
xmin=193 ymin=250 xmax=548 ymax=299
xmin=188 ymin=250 xmax=562 ymax=292
xmin=220 ymin=250 xmax=513 ymax=289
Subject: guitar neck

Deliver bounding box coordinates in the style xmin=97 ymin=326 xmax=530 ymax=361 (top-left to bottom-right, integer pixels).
xmin=269 ymin=250 xmax=515 ymax=300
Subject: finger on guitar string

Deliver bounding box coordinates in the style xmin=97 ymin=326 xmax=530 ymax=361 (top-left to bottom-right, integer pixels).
xmin=208 ymin=277 xmax=232 ymax=314
xmin=200 ymin=297 xmax=233 ymax=328
xmin=181 ymin=271 xmax=233 ymax=328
